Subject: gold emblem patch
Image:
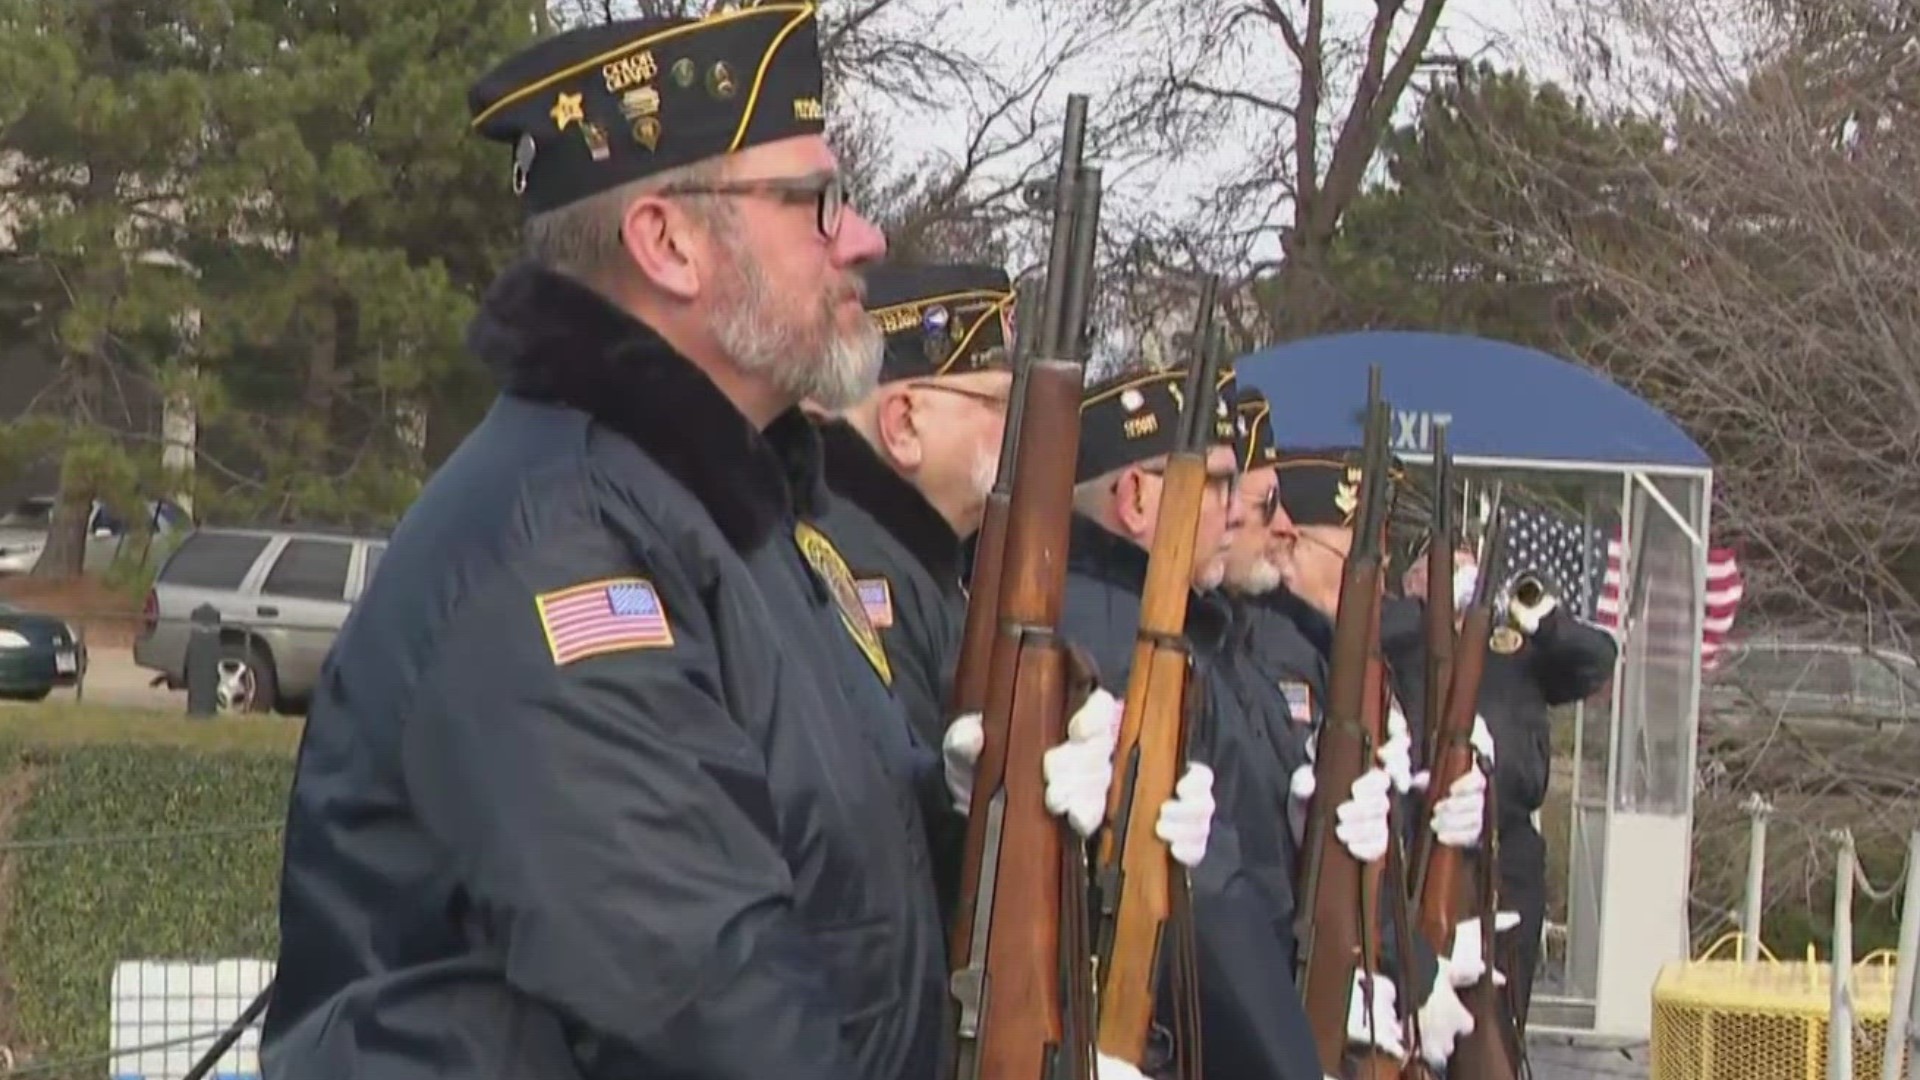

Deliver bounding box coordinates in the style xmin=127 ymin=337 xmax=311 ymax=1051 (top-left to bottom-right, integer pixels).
xmin=794 ymin=522 xmax=893 ymax=687
xmin=1490 ymin=626 xmax=1523 ymax=655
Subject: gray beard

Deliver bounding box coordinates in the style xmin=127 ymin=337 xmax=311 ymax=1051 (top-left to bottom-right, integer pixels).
xmin=708 ymin=233 xmax=882 ymax=411
xmin=1228 ymin=557 xmax=1282 ymax=596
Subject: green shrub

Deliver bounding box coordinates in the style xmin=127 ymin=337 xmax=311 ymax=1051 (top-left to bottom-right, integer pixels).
xmin=0 ymin=707 xmax=299 ymax=1070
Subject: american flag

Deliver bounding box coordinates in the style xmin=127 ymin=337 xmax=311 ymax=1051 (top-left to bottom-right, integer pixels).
xmin=535 ymin=578 xmax=675 ymax=666
xmin=1501 ymin=507 xmax=1745 ymax=669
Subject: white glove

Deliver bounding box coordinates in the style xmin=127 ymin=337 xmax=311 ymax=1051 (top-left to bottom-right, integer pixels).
xmin=1512 ymin=588 xmax=1557 ymax=634
xmin=1414 ymin=974 xmax=1477 ymax=1069
xmin=942 ymin=689 xmax=1124 ymax=831
xmin=1453 ymin=562 xmax=1479 ymax=610
xmin=1430 ymin=766 xmax=1488 ymax=849
xmin=1443 ymin=911 xmax=1524 ymax=988
xmin=1334 ymin=768 xmax=1393 ymax=863
xmin=1412 ymin=712 xmax=1498 ymax=793
xmin=1096 ymin=1053 xmax=1148 ymax=1080
xmin=1379 ymin=704 xmax=1414 ymax=793
xmin=1346 ymin=970 xmax=1407 ymax=1060
xmin=942 ymin=712 xmax=985 ymax=814
xmin=1290 ymin=763 xmax=1393 ymax=863
xmin=1471 ymin=712 xmax=1495 ymax=766
xmin=1042 ymin=688 xmax=1123 ymax=836
xmin=1156 ymin=762 xmax=1216 ymax=868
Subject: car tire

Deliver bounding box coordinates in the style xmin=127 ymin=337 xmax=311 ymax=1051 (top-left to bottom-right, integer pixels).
xmin=0 ymin=687 xmax=50 ymax=702
xmin=215 ymin=638 xmax=280 ymax=714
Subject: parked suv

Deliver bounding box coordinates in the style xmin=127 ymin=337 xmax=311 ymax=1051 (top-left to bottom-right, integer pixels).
xmin=133 ymin=525 xmax=388 ymax=713
xmin=0 ymin=495 xmax=193 ymax=575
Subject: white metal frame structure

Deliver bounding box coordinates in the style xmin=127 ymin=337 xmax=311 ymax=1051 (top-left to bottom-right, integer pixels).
xmin=1236 ymin=331 xmax=1720 ymax=1041
xmin=1390 ymin=452 xmax=1714 ymax=1039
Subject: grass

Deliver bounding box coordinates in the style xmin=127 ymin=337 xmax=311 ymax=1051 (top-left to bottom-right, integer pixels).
xmin=0 ymin=703 xmax=297 ymax=1071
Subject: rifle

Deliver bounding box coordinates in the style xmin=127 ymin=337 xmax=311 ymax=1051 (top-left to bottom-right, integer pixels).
xmin=1091 ymin=276 xmax=1225 ymax=1069
xmin=951 ymin=273 xmax=1040 ymax=717
xmin=946 ymin=93 xmax=1104 ymax=1080
xmin=1410 ymin=489 xmax=1519 ymax=1080
xmin=1295 ymin=368 xmax=1402 ymax=1080
xmin=1419 ymin=421 xmax=1455 ymax=776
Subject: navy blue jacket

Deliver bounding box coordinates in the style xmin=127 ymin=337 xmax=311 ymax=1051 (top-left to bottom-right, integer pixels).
xmin=262 ymin=264 xmax=947 ymax=1080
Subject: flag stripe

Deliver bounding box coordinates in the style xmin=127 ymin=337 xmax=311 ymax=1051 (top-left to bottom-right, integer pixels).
xmin=536 ymin=578 xmax=674 ymax=665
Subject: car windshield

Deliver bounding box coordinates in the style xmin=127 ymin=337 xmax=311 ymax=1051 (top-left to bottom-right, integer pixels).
xmin=0 ymin=499 xmax=53 ymax=528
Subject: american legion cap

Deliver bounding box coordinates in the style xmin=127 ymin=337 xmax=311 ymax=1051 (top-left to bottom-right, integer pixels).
xmin=1234 ymin=387 xmax=1280 ymax=471
xmin=864 ymin=263 xmax=1016 ymax=383
xmin=467 ymin=3 xmax=828 ymax=214
xmin=1076 ymin=365 xmax=1244 ymax=484
xmin=1275 ymin=446 xmax=1408 ymax=528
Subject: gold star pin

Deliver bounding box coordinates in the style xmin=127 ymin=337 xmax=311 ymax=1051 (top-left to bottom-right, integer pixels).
xmin=550 ymin=91 xmax=585 ymax=131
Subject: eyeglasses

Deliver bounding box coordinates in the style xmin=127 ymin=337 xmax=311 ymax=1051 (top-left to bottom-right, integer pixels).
xmin=1137 ymin=464 xmax=1240 ymax=502
xmin=659 ymin=171 xmax=848 ymax=239
xmin=908 ymin=382 xmax=1009 ymax=409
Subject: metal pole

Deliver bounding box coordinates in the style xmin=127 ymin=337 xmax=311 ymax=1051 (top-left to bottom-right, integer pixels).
xmin=1886 ymin=829 xmax=1920 ymax=1080
xmin=1742 ymin=793 xmax=1773 ymax=964
xmin=1831 ymin=829 xmax=1856 ymax=1080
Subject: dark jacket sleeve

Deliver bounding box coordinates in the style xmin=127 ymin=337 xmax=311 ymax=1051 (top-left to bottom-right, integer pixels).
xmin=1187 ymin=781 xmax=1328 ymax=1080
xmin=1184 ymin=688 xmax=1327 ymax=1080
xmin=400 ymin=555 xmax=858 ymax=1080
xmin=1527 ymin=607 xmax=1619 ymax=706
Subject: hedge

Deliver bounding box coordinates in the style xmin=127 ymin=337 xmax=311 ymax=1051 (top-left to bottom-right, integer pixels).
xmin=0 ymin=705 xmax=301 ymax=1072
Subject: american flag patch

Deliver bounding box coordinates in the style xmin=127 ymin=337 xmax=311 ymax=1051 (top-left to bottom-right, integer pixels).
xmin=856 ymin=577 xmax=894 ymax=628
xmin=534 ymin=577 xmax=674 ymax=665
xmin=1279 ymin=680 xmax=1313 ymax=725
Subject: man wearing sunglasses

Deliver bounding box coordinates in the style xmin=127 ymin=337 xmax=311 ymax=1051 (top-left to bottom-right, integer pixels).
xmin=1218 ymin=388 xmax=1329 ymax=754
xmin=264 ymin=11 xmax=960 ymax=1080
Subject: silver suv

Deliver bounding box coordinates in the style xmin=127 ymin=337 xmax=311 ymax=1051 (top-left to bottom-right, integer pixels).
xmin=133 ymin=526 xmax=387 ymax=713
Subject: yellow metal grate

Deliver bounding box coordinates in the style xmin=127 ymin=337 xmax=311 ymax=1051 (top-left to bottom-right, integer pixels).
xmin=1651 ymin=935 xmax=1908 ymax=1080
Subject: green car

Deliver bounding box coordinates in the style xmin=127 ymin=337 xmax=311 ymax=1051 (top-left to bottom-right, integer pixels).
xmin=0 ymin=601 xmax=84 ymax=701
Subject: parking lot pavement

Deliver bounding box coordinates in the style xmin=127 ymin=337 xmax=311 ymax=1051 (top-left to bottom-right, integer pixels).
xmin=70 ymin=645 xmax=182 ymax=711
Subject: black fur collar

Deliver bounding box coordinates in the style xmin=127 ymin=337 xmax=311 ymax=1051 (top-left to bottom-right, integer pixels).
xmin=1067 ymin=515 xmax=1229 ymax=651
xmin=817 ymin=420 xmax=963 ymax=586
xmin=466 ymin=261 xmax=825 ymax=550
xmin=1256 ymin=585 xmax=1335 ymax=657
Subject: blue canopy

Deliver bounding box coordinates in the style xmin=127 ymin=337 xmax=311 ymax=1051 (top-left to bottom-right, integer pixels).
xmin=1232 ymin=331 xmax=1710 ymax=468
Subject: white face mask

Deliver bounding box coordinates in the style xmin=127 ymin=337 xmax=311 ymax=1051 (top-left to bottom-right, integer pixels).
xmin=1453 ymin=562 xmax=1479 ymax=610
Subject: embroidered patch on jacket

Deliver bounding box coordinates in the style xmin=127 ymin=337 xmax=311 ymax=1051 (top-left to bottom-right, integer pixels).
xmin=535 ymin=577 xmax=674 ymax=665
xmin=856 ymin=577 xmax=895 ymax=629
xmin=793 ymin=522 xmax=894 ymax=687
xmin=1279 ymin=679 xmax=1314 ymax=725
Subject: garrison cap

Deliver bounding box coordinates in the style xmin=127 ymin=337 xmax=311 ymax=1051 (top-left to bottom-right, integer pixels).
xmin=1235 ymin=387 xmax=1279 ymax=471
xmin=1276 ymin=446 xmax=1407 ymax=528
xmin=1076 ymin=366 xmax=1242 ymax=484
xmin=864 ymin=263 xmax=1016 ymax=382
xmin=467 ymin=3 xmax=828 ymax=214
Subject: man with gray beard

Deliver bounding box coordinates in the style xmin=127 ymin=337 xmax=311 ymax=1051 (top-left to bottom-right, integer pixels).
xmin=261 ymin=13 xmax=1014 ymax=1080
xmin=1217 ymin=387 xmax=1331 ymax=758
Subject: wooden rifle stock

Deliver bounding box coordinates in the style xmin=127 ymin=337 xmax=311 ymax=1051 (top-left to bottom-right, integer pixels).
xmin=947 ymin=93 xmax=1102 ymax=1080
xmin=951 ymin=278 xmax=1041 ymax=717
xmin=1092 ymin=279 xmax=1225 ymax=1065
xmin=1411 ymin=492 xmax=1518 ymax=1080
xmin=1296 ymin=371 xmax=1401 ymax=1079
